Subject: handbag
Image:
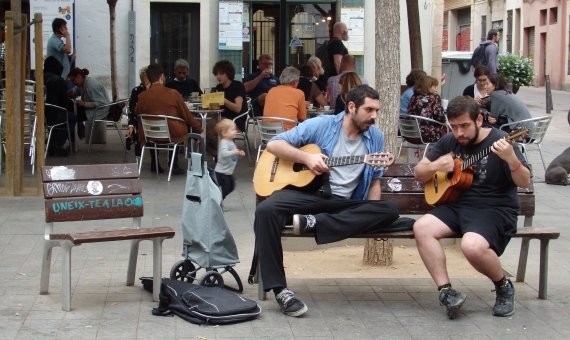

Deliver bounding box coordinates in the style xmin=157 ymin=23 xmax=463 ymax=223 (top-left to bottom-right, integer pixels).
xmin=105 ymin=102 xmax=126 ymax=122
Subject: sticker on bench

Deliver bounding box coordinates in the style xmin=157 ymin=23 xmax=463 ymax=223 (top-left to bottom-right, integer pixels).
xmin=387 ymin=178 xmax=402 ymax=192
xmin=48 ymin=166 xmax=76 ymax=180
xmin=87 ymin=181 xmax=103 ymax=196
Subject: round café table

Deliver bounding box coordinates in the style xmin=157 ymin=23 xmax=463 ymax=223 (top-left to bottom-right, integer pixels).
xmin=189 ymin=108 xmax=223 ymax=149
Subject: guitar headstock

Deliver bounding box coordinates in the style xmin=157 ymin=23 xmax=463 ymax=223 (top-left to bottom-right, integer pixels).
xmin=505 ymin=127 xmax=529 ymax=143
xmin=365 ymin=152 xmax=395 ymax=168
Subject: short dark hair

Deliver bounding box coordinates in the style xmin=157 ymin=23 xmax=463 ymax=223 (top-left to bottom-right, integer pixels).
xmin=488 ymin=73 xmax=507 ymax=91
xmin=345 ymin=84 xmax=379 ymax=110
xmin=405 ymin=69 xmax=426 ymax=88
xmin=146 ymin=63 xmax=164 ymax=83
xmin=212 ymin=60 xmax=236 ymax=81
xmin=52 ymin=18 xmax=67 ymax=34
xmin=447 ymin=96 xmax=480 ymax=122
xmin=414 ymin=75 xmax=438 ymax=95
xmin=487 ymin=29 xmax=499 ymax=41
xmin=473 ymin=64 xmax=491 ymax=78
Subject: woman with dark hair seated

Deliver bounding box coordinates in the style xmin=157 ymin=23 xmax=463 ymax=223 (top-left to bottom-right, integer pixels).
xmin=297 ymin=64 xmax=327 ymax=108
xmin=406 ymin=74 xmax=447 ymax=143
xmin=463 ymin=64 xmax=491 ymax=103
xmin=483 ymin=74 xmax=533 ymax=132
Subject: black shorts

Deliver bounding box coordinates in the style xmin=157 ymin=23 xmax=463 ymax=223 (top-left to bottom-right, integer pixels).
xmin=429 ymin=204 xmax=518 ymax=256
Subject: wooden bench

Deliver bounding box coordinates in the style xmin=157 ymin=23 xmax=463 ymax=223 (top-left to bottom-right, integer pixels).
xmin=257 ymin=163 xmax=559 ymax=300
xmin=40 ymin=163 xmax=175 ymax=311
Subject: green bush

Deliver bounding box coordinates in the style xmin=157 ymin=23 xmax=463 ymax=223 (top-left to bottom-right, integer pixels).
xmin=498 ymin=54 xmax=534 ymax=87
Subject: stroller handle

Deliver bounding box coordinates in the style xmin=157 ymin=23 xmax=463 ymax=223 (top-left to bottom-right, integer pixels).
xmin=186 ymin=133 xmax=206 ymax=160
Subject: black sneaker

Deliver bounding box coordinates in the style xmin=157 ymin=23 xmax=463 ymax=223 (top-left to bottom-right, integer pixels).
xmin=275 ymin=288 xmax=308 ymax=317
xmin=439 ymin=287 xmax=466 ymax=319
xmin=493 ymin=279 xmax=515 ymax=317
xmin=292 ymin=214 xmax=316 ymax=235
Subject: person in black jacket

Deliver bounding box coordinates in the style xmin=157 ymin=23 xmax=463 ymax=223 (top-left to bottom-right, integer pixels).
xmin=165 ymin=58 xmax=202 ymax=99
xmin=126 ymin=66 xmax=150 ymax=158
xmin=44 ymin=56 xmax=76 ymax=156
xmin=463 ymin=64 xmax=491 ymax=102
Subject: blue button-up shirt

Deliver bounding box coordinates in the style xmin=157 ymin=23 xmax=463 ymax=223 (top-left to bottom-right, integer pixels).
xmin=271 ymin=111 xmax=385 ymax=200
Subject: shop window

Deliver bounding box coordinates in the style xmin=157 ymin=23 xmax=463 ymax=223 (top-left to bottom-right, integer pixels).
xmin=549 ymin=7 xmax=558 ymax=24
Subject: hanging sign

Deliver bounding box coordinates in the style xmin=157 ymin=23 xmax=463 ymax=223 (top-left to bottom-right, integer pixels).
xmin=289 ymin=36 xmax=303 ymax=48
xmin=219 ymin=0 xmax=243 ymax=50
xmin=340 ymin=7 xmax=365 ymax=55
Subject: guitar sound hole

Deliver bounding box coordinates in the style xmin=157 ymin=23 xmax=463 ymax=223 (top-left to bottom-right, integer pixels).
xmin=292 ymin=163 xmax=304 ymax=172
xmin=446 ymin=172 xmax=453 ymax=180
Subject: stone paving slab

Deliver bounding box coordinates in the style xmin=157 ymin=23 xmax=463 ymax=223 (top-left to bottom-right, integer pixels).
xmin=0 ymin=87 xmax=569 ymax=338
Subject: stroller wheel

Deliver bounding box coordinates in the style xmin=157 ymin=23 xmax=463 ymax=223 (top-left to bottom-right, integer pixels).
xmin=199 ymin=270 xmax=224 ymax=288
xmin=170 ymin=260 xmax=197 ymax=283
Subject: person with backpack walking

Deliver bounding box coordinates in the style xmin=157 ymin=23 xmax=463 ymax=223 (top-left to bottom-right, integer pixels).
xmin=471 ymin=29 xmax=500 ymax=74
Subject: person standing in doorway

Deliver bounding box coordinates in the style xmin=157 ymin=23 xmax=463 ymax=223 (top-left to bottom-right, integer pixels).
xmin=325 ymin=22 xmax=349 ymax=80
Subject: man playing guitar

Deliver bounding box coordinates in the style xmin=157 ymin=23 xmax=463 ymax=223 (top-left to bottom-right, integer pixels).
xmin=254 ymin=85 xmax=402 ymax=317
xmin=414 ymin=96 xmax=531 ymax=319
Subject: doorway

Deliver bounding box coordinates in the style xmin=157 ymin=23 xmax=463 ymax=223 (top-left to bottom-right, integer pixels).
xmin=150 ymin=2 xmax=200 ymax=82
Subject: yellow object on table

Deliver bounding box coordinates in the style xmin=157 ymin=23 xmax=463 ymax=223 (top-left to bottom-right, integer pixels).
xmin=201 ymin=92 xmax=224 ymax=109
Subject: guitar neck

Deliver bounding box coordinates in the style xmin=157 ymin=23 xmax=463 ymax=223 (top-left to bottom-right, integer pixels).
xmin=461 ymin=146 xmax=492 ymax=170
xmin=325 ymin=155 xmax=367 ymax=167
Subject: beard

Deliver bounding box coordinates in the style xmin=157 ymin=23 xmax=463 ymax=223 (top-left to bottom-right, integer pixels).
xmin=457 ymin=126 xmax=480 ymax=145
xmin=342 ymin=33 xmax=349 ymax=41
xmin=352 ymin=116 xmax=375 ymax=133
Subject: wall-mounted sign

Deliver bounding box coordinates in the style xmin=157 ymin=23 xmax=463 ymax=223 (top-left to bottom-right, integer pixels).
xmin=219 ymin=0 xmax=243 ymax=50
xmin=340 ymin=7 xmax=364 ymax=55
xmin=29 ymin=0 xmax=75 ymax=69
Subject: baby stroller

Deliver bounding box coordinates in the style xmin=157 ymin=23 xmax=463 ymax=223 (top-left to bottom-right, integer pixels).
xmin=170 ymin=133 xmax=243 ymax=292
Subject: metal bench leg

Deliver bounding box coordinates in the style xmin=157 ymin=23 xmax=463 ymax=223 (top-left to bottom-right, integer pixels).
xmin=61 ymin=241 xmax=74 ymax=311
xmin=40 ymin=240 xmax=58 ymax=294
xmin=516 ymin=238 xmax=531 ymax=283
xmin=538 ymin=239 xmax=550 ymax=299
xmin=126 ymin=239 xmax=141 ymax=286
xmin=152 ymin=238 xmax=165 ymax=302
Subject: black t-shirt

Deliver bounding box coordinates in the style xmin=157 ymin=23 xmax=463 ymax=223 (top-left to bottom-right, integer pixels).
xmin=215 ymin=80 xmax=247 ymax=130
xmin=326 ymin=37 xmax=348 ymax=78
xmin=426 ymin=128 xmax=528 ymax=209
xmin=165 ymin=78 xmax=202 ymax=98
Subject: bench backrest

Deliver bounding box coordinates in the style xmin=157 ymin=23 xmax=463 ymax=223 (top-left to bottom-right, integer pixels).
xmin=42 ymin=163 xmax=143 ymax=223
xmin=381 ymin=164 xmax=535 ymax=217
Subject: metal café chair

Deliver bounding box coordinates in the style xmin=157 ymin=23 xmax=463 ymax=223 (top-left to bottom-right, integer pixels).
xmin=253 ymin=116 xmax=298 ymax=162
xmin=232 ymin=99 xmax=253 ymax=166
xmin=499 ymin=115 xmax=552 ymax=172
xmin=86 ymin=99 xmax=129 ymax=160
xmin=138 ymin=114 xmax=188 ymax=182
xmin=397 ymin=114 xmax=450 ymax=160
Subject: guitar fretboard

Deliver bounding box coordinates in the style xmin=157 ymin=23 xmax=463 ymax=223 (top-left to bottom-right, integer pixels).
xmin=461 ymin=146 xmax=493 ymax=170
xmin=325 ymin=155 xmax=366 ymax=167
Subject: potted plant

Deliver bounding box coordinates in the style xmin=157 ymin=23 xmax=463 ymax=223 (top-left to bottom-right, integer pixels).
xmin=498 ymin=54 xmax=534 ymax=93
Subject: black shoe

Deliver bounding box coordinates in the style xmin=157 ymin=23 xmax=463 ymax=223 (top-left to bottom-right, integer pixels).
xmin=150 ymin=163 xmax=164 ymax=173
xmin=292 ymin=214 xmax=316 ymax=235
xmin=275 ymin=288 xmax=308 ymax=317
xmin=493 ymin=279 xmax=515 ymax=317
xmin=77 ymin=122 xmax=85 ymax=139
xmin=439 ymin=287 xmax=466 ymax=319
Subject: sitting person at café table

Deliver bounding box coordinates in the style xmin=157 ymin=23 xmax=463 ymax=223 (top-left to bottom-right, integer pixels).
xmin=407 ymin=74 xmax=447 ymax=143
xmin=400 ymin=69 xmax=426 ymax=117
xmin=334 ymin=71 xmax=362 ymax=114
xmin=306 ymin=56 xmax=327 ymax=92
xmin=480 ymin=74 xmax=533 ymax=132
xmin=127 ymin=66 xmax=150 ymax=157
xmin=165 ymin=58 xmax=202 ymax=99
xmin=212 ymin=60 xmax=248 ymax=132
xmin=297 ymin=64 xmax=327 ymax=108
xmin=263 ymin=66 xmax=307 ymax=130
xmin=244 ymin=54 xmax=279 ymax=116
xmin=135 ymin=63 xmax=202 ymax=174
xmin=463 ymin=64 xmax=491 ymax=103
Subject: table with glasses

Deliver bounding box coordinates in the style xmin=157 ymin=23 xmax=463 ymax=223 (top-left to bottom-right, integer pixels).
xmin=189 ymin=107 xmax=223 ymax=149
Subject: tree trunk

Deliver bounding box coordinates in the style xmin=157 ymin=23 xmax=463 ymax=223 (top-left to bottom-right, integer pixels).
xmin=406 ymin=0 xmax=423 ymax=69
xmin=108 ymin=0 xmax=118 ymax=101
xmin=364 ymin=1 xmax=400 ymax=266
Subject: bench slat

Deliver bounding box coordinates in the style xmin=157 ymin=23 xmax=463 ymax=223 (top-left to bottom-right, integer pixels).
xmin=281 ymin=227 xmax=559 ymax=239
xmin=43 ymin=178 xmax=142 ymax=198
xmin=50 ymin=226 xmax=175 ymax=245
xmin=42 ymin=163 xmax=139 ymax=182
xmin=45 ymin=194 xmax=144 ymax=222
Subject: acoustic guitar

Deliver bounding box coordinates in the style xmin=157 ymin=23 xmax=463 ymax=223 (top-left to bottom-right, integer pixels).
xmin=424 ymin=128 xmax=528 ymax=206
xmin=253 ymin=144 xmax=395 ymax=197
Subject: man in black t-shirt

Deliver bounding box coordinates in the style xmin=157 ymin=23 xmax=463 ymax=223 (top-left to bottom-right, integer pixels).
xmin=414 ymin=96 xmax=531 ymax=319
xmin=325 ymin=22 xmax=349 ymax=80
xmin=165 ymin=58 xmax=202 ymax=99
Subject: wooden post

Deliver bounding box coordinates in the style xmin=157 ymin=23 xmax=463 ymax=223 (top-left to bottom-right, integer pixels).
xmin=545 ymin=75 xmax=553 ymax=114
xmin=34 ymin=13 xmax=45 ymax=192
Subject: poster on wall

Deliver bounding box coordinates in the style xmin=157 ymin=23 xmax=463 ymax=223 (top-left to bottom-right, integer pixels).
xmin=242 ymin=2 xmax=250 ymax=43
xmin=29 ymin=0 xmax=75 ymax=69
xmin=340 ymin=7 xmax=364 ymax=55
xmin=219 ymin=0 xmax=243 ymax=50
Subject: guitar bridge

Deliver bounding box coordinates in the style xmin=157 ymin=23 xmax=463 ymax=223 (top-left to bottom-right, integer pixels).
xmin=433 ymin=174 xmax=438 ymax=193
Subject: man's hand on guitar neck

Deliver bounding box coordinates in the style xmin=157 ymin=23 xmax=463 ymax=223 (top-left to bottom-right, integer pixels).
xmin=491 ymin=139 xmax=531 ymax=188
xmin=302 ymin=152 xmax=330 ymax=175
xmin=414 ymin=152 xmax=455 ymax=183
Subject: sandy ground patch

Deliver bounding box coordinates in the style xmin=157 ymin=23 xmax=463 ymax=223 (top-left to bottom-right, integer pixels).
xmin=284 ymin=244 xmax=484 ymax=279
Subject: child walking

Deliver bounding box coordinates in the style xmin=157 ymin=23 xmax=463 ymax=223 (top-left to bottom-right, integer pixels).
xmin=214 ymin=119 xmax=246 ymax=199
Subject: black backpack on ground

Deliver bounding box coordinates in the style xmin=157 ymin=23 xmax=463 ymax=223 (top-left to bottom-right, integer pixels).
xmin=470 ymin=42 xmax=491 ymax=68
xmin=151 ymin=278 xmax=261 ymax=325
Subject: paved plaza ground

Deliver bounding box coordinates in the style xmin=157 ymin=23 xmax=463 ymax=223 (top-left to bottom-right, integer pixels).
xmin=0 ymin=86 xmax=569 ymax=339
